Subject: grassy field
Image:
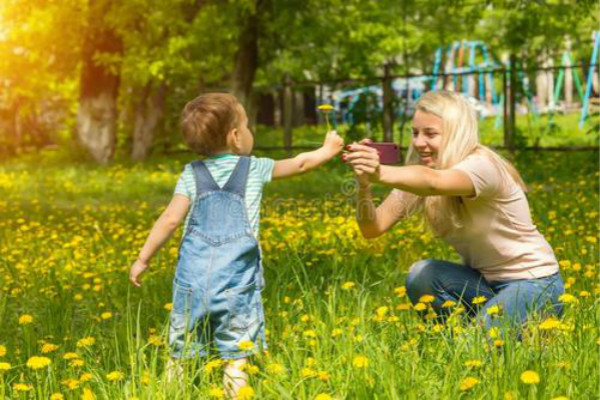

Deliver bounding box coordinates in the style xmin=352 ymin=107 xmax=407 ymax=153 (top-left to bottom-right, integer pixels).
xmin=0 ymin=149 xmax=598 ymax=399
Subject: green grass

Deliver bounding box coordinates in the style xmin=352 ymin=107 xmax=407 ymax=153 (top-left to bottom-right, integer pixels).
xmin=0 ymin=150 xmax=598 ymax=399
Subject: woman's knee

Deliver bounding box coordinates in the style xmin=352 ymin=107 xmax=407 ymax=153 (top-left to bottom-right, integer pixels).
xmin=406 ymin=259 xmax=439 ymax=295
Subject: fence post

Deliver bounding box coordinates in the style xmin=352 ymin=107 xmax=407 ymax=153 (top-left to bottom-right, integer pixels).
xmin=382 ymin=63 xmax=395 ymax=143
xmin=508 ymin=53 xmax=517 ymax=152
xmin=283 ymin=73 xmax=293 ymax=156
xmin=503 ymin=63 xmax=516 ymax=152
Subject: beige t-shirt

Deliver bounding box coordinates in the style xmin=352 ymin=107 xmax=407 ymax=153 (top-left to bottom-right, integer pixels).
xmin=394 ymin=153 xmax=559 ymax=282
xmin=447 ymin=153 xmax=558 ymax=282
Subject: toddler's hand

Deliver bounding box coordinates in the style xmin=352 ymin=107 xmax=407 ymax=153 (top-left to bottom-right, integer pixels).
xmin=129 ymin=259 xmax=149 ymax=287
xmin=323 ymin=130 xmax=344 ymax=156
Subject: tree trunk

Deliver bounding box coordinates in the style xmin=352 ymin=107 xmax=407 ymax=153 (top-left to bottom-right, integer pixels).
xmin=131 ymin=82 xmax=167 ymax=161
xmin=230 ymin=0 xmax=268 ymax=109
xmin=283 ymin=73 xmax=293 ymax=156
xmin=76 ymin=3 xmax=122 ymax=164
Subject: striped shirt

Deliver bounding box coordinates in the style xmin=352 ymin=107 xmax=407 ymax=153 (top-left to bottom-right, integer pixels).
xmin=174 ymin=154 xmax=275 ymax=237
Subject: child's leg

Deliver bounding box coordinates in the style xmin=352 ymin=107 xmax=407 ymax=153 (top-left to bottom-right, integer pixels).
xmin=165 ymin=357 xmax=184 ymax=384
xmin=223 ymin=358 xmax=248 ymax=399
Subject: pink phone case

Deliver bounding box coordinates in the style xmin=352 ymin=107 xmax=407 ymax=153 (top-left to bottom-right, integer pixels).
xmin=365 ymin=142 xmax=400 ymax=165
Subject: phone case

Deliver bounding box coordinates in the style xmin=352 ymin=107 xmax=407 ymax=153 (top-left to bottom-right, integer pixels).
xmin=365 ymin=142 xmax=400 ymax=165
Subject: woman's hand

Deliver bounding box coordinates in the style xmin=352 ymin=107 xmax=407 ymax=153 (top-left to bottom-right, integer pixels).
xmin=343 ymin=139 xmax=381 ymax=186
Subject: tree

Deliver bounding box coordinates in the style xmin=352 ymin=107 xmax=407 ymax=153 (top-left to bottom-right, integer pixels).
xmin=76 ymin=0 xmax=123 ymax=164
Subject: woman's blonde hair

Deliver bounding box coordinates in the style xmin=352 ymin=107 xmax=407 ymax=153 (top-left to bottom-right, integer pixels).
xmin=405 ymin=90 xmax=526 ymax=235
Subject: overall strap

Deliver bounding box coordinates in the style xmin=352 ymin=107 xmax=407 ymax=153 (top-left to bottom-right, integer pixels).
xmin=190 ymin=160 xmax=221 ymax=196
xmin=221 ymin=156 xmax=251 ymax=198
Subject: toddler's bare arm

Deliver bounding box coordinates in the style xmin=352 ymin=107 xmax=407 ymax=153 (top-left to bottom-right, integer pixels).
xmin=272 ymin=131 xmax=344 ymax=179
xmin=129 ymin=194 xmax=190 ymax=287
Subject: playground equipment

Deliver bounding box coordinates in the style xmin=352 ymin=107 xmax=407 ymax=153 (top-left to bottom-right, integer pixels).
xmin=431 ymin=40 xmax=500 ymax=113
xmin=318 ymin=35 xmax=598 ymax=132
xmin=580 ymin=30 xmax=600 ymax=128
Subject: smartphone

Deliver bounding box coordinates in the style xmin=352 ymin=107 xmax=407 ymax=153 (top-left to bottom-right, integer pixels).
xmin=365 ymin=142 xmax=400 ymax=165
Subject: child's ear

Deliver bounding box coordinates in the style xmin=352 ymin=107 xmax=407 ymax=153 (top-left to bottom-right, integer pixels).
xmin=227 ymin=128 xmax=241 ymax=151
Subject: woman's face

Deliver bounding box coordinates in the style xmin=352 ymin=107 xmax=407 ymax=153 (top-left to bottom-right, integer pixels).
xmin=411 ymin=110 xmax=442 ymax=168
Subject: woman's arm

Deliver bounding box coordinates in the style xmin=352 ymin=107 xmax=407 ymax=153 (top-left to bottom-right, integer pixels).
xmin=272 ymin=131 xmax=344 ymax=179
xmin=345 ymin=143 xmax=475 ymax=197
xmin=357 ymin=183 xmax=419 ymax=239
xmin=129 ymin=194 xmax=190 ymax=287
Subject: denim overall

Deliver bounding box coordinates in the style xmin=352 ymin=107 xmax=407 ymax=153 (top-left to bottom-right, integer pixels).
xmin=169 ymin=157 xmax=266 ymax=359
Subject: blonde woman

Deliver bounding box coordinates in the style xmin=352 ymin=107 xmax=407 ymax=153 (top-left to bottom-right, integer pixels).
xmin=343 ymin=90 xmax=564 ymax=331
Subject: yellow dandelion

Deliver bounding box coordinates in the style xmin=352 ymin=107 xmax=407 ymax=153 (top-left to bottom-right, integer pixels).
xmin=472 ymin=296 xmax=487 ymax=305
xmin=0 ymin=362 xmax=11 ymax=371
xmin=50 ymin=393 xmax=65 ymax=400
xmin=140 ymin=371 xmax=151 ymax=384
xmin=504 ymin=391 xmax=516 ymax=400
xmin=303 ymin=330 xmax=317 ymax=338
xmin=341 ymin=281 xmax=355 ymax=290
xmin=520 ymin=370 xmax=540 ymax=384
xmin=237 ymin=385 xmax=255 ymax=400
xmin=394 ymin=286 xmax=406 ymax=297
xmin=70 ymin=359 xmax=85 ymax=368
xmin=488 ymin=327 xmax=500 ymax=339
xmin=374 ymin=306 xmax=389 ymax=321
xmin=238 ymin=340 xmax=254 ymax=351
xmin=441 ymin=300 xmax=456 ymax=308
xmin=106 ymin=370 xmax=125 ymax=382
xmin=301 ymin=367 xmax=316 ymax=377
xmin=80 ymin=373 xmax=93 ymax=382
xmin=486 ymin=305 xmax=501 ymax=315
xmin=493 ymin=339 xmax=505 ymax=347
xmin=317 ymin=104 xmax=334 ymax=111
xmin=26 ymin=356 xmax=51 ymax=369
xmin=148 ymin=335 xmax=163 ymax=346
xmin=204 ymin=359 xmax=224 ymax=374
xmin=76 ymin=337 xmax=95 ymax=348
xmin=244 ymin=364 xmax=259 ymax=375
xmin=315 ymin=394 xmax=333 ymax=400
xmin=331 ymin=328 xmax=343 ymax=338
xmin=464 ymin=360 xmax=483 ymax=368
xmin=460 ymin=376 xmax=480 ymax=391
xmin=41 ymin=343 xmax=59 ymax=353
xmin=352 ymin=355 xmax=369 ymax=369
xmin=550 ymin=396 xmax=569 ymax=400
xmin=413 ymin=303 xmax=427 ymax=311
xmin=418 ymin=294 xmax=435 ymax=303
xmin=63 ymin=352 xmax=79 ymax=360
xmin=0 ymin=345 xmax=6 ymax=357
xmin=61 ymin=378 xmax=80 ymax=390
xmin=19 ymin=314 xmax=34 ymax=324
xmin=266 ymin=363 xmax=285 ymax=375
xmin=100 ymin=312 xmax=112 ymax=320
xmin=13 ymin=383 xmax=33 ymax=392
xmin=82 ymin=388 xmax=95 ymax=400
xmin=317 ymin=370 xmax=329 ymax=381
xmin=539 ymin=317 xmax=561 ymax=330
xmin=558 ymin=293 xmax=578 ymax=304
xmin=209 ymin=387 xmax=225 ymax=398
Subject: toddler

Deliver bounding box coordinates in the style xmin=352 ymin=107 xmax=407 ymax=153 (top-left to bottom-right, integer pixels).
xmin=129 ymin=93 xmax=343 ymax=397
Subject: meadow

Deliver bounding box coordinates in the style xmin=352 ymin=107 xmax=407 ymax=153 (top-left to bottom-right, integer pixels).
xmin=0 ymin=147 xmax=598 ymax=399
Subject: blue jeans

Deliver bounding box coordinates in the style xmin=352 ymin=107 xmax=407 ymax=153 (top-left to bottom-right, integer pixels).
xmin=405 ymin=259 xmax=564 ymax=331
